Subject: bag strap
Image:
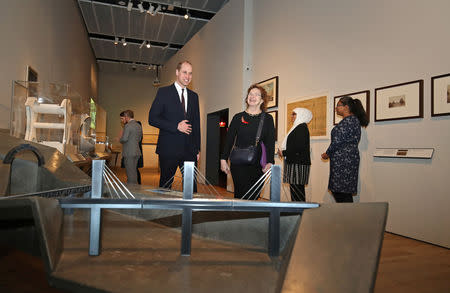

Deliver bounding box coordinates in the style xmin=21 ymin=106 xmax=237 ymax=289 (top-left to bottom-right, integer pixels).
xmin=254 ymin=112 xmax=265 ymax=146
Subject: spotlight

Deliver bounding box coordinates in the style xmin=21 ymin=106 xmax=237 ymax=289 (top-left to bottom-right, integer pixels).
xmin=147 ymin=4 xmax=155 ymax=15
xmin=139 ymin=40 xmax=146 ymax=49
xmin=114 ymin=37 xmax=119 ymax=45
xmin=126 ymin=0 xmax=133 ymax=12
xmin=184 ymin=9 xmax=189 ymax=19
xmin=138 ymin=2 xmax=144 ymax=13
xmin=146 ymin=42 xmax=151 ymax=48
xmin=121 ymin=38 xmax=127 ymax=46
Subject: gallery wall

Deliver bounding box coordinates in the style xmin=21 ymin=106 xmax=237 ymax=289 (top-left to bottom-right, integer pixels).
xmin=0 ymin=0 xmax=98 ymax=130
xmin=160 ymin=0 xmax=450 ymax=247
xmin=250 ymin=0 xmax=450 ymax=247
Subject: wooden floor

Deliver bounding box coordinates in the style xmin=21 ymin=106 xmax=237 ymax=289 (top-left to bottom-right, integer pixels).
xmin=0 ymin=167 xmax=449 ymax=292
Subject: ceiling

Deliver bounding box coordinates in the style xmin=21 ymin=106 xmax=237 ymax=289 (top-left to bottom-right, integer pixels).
xmin=77 ymin=0 xmax=228 ymax=75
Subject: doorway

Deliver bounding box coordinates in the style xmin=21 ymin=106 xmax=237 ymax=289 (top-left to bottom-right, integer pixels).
xmin=205 ymin=108 xmax=229 ymax=188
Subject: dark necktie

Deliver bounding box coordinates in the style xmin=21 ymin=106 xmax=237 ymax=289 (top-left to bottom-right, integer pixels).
xmin=181 ymin=88 xmax=186 ymax=116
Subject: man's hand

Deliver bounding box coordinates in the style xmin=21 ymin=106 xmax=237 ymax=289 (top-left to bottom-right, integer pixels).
xmin=177 ymin=120 xmax=192 ymax=134
xmin=197 ymin=152 xmax=200 ymax=162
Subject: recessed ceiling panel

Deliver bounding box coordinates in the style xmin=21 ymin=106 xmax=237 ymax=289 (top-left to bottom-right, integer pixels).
xmin=79 ymin=1 xmax=99 ymax=33
xmin=112 ymin=6 xmax=131 ymax=37
xmin=171 ymin=18 xmax=196 ymax=44
xmin=129 ymin=10 xmax=147 ymax=39
xmin=187 ymin=0 xmax=209 ymax=11
xmin=91 ymin=39 xmax=108 ymax=58
xmin=205 ymin=0 xmax=228 ymax=13
xmin=158 ymin=15 xmax=180 ymax=43
xmin=144 ymin=14 xmax=164 ymax=41
xmin=93 ymin=3 xmax=114 ymax=35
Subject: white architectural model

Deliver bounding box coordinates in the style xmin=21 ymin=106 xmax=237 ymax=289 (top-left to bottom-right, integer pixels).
xmin=25 ymin=97 xmax=72 ymax=154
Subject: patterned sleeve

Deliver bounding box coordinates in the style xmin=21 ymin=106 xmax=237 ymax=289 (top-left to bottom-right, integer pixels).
xmin=326 ymin=117 xmax=358 ymax=157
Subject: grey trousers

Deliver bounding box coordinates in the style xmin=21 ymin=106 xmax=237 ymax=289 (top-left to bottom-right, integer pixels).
xmin=124 ymin=156 xmax=139 ymax=184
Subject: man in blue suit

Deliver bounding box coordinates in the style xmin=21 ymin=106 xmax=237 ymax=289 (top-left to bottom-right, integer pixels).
xmin=148 ymin=61 xmax=200 ymax=190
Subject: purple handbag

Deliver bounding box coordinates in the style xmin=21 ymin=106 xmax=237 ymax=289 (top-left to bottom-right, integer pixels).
xmin=260 ymin=141 xmax=267 ymax=168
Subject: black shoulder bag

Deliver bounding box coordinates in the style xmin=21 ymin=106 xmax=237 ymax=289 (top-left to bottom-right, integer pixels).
xmin=229 ymin=113 xmax=265 ymax=165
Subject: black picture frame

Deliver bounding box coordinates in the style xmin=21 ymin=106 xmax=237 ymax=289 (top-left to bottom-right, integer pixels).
xmin=375 ymin=80 xmax=423 ymax=122
xmin=257 ymin=76 xmax=278 ymax=108
xmin=431 ymin=73 xmax=450 ymax=117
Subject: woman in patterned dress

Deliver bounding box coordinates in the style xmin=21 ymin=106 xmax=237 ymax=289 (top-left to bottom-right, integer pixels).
xmin=321 ymin=96 xmax=368 ymax=203
xmin=278 ymin=108 xmax=312 ymax=201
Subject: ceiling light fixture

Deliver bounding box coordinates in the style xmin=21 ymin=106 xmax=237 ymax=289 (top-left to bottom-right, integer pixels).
xmin=122 ymin=38 xmax=127 ymax=46
xmin=127 ymin=1 xmax=133 ymax=12
xmin=139 ymin=40 xmax=146 ymax=49
xmin=146 ymin=42 xmax=151 ymax=48
xmin=184 ymin=10 xmax=190 ymax=20
xmin=147 ymin=4 xmax=155 ymax=15
xmin=154 ymin=4 xmax=161 ymax=14
xmin=138 ymin=2 xmax=144 ymax=13
xmin=114 ymin=37 xmax=119 ymax=45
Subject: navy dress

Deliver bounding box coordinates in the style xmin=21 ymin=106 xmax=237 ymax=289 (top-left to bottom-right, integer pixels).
xmin=326 ymin=115 xmax=361 ymax=194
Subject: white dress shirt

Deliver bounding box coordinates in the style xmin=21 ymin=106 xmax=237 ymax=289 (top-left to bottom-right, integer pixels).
xmin=174 ymin=81 xmax=188 ymax=113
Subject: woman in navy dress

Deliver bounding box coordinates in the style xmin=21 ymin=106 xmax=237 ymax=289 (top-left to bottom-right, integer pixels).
xmin=321 ymin=96 xmax=368 ymax=203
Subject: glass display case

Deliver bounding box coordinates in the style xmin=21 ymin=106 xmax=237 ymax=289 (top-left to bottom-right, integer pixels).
xmin=11 ymin=81 xmax=92 ymax=157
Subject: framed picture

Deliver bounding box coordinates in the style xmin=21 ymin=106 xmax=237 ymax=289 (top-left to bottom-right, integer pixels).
xmin=334 ymin=90 xmax=370 ymax=125
xmin=257 ymin=76 xmax=278 ymax=108
xmin=375 ymin=80 xmax=423 ymax=122
xmin=287 ymin=94 xmax=328 ymax=139
xmin=431 ymin=73 xmax=450 ymax=117
xmin=267 ymin=110 xmax=278 ymax=140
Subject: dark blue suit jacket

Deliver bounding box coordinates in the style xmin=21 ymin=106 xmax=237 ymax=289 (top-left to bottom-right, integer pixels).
xmin=148 ymin=83 xmax=200 ymax=158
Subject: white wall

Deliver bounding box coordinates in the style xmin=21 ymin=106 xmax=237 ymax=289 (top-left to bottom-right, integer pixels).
xmin=161 ymin=0 xmax=450 ymax=247
xmin=98 ymin=71 xmax=159 ymax=168
xmin=0 ymin=0 xmax=98 ymax=129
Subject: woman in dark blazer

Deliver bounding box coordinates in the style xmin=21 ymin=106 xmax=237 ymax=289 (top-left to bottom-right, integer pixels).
xmin=278 ymin=108 xmax=312 ymax=201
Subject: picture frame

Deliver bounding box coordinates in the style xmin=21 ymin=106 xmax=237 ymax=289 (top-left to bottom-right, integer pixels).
xmin=334 ymin=90 xmax=370 ymax=125
xmin=431 ymin=73 xmax=450 ymax=117
xmin=257 ymin=76 xmax=278 ymax=108
xmin=286 ymin=94 xmax=328 ymax=139
xmin=267 ymin=110 xmax=278 ymax=141
xmin=375 ymin=80 xmax=423 ymax=122
xmin=26 ymin=66 xmax=38 ymax=82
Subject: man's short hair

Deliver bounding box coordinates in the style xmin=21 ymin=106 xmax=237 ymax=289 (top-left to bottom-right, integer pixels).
xmin=176 ymin=60 xmax=192 ymax=70
xmin=120 ymin=110 xmax=134 ymax=118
